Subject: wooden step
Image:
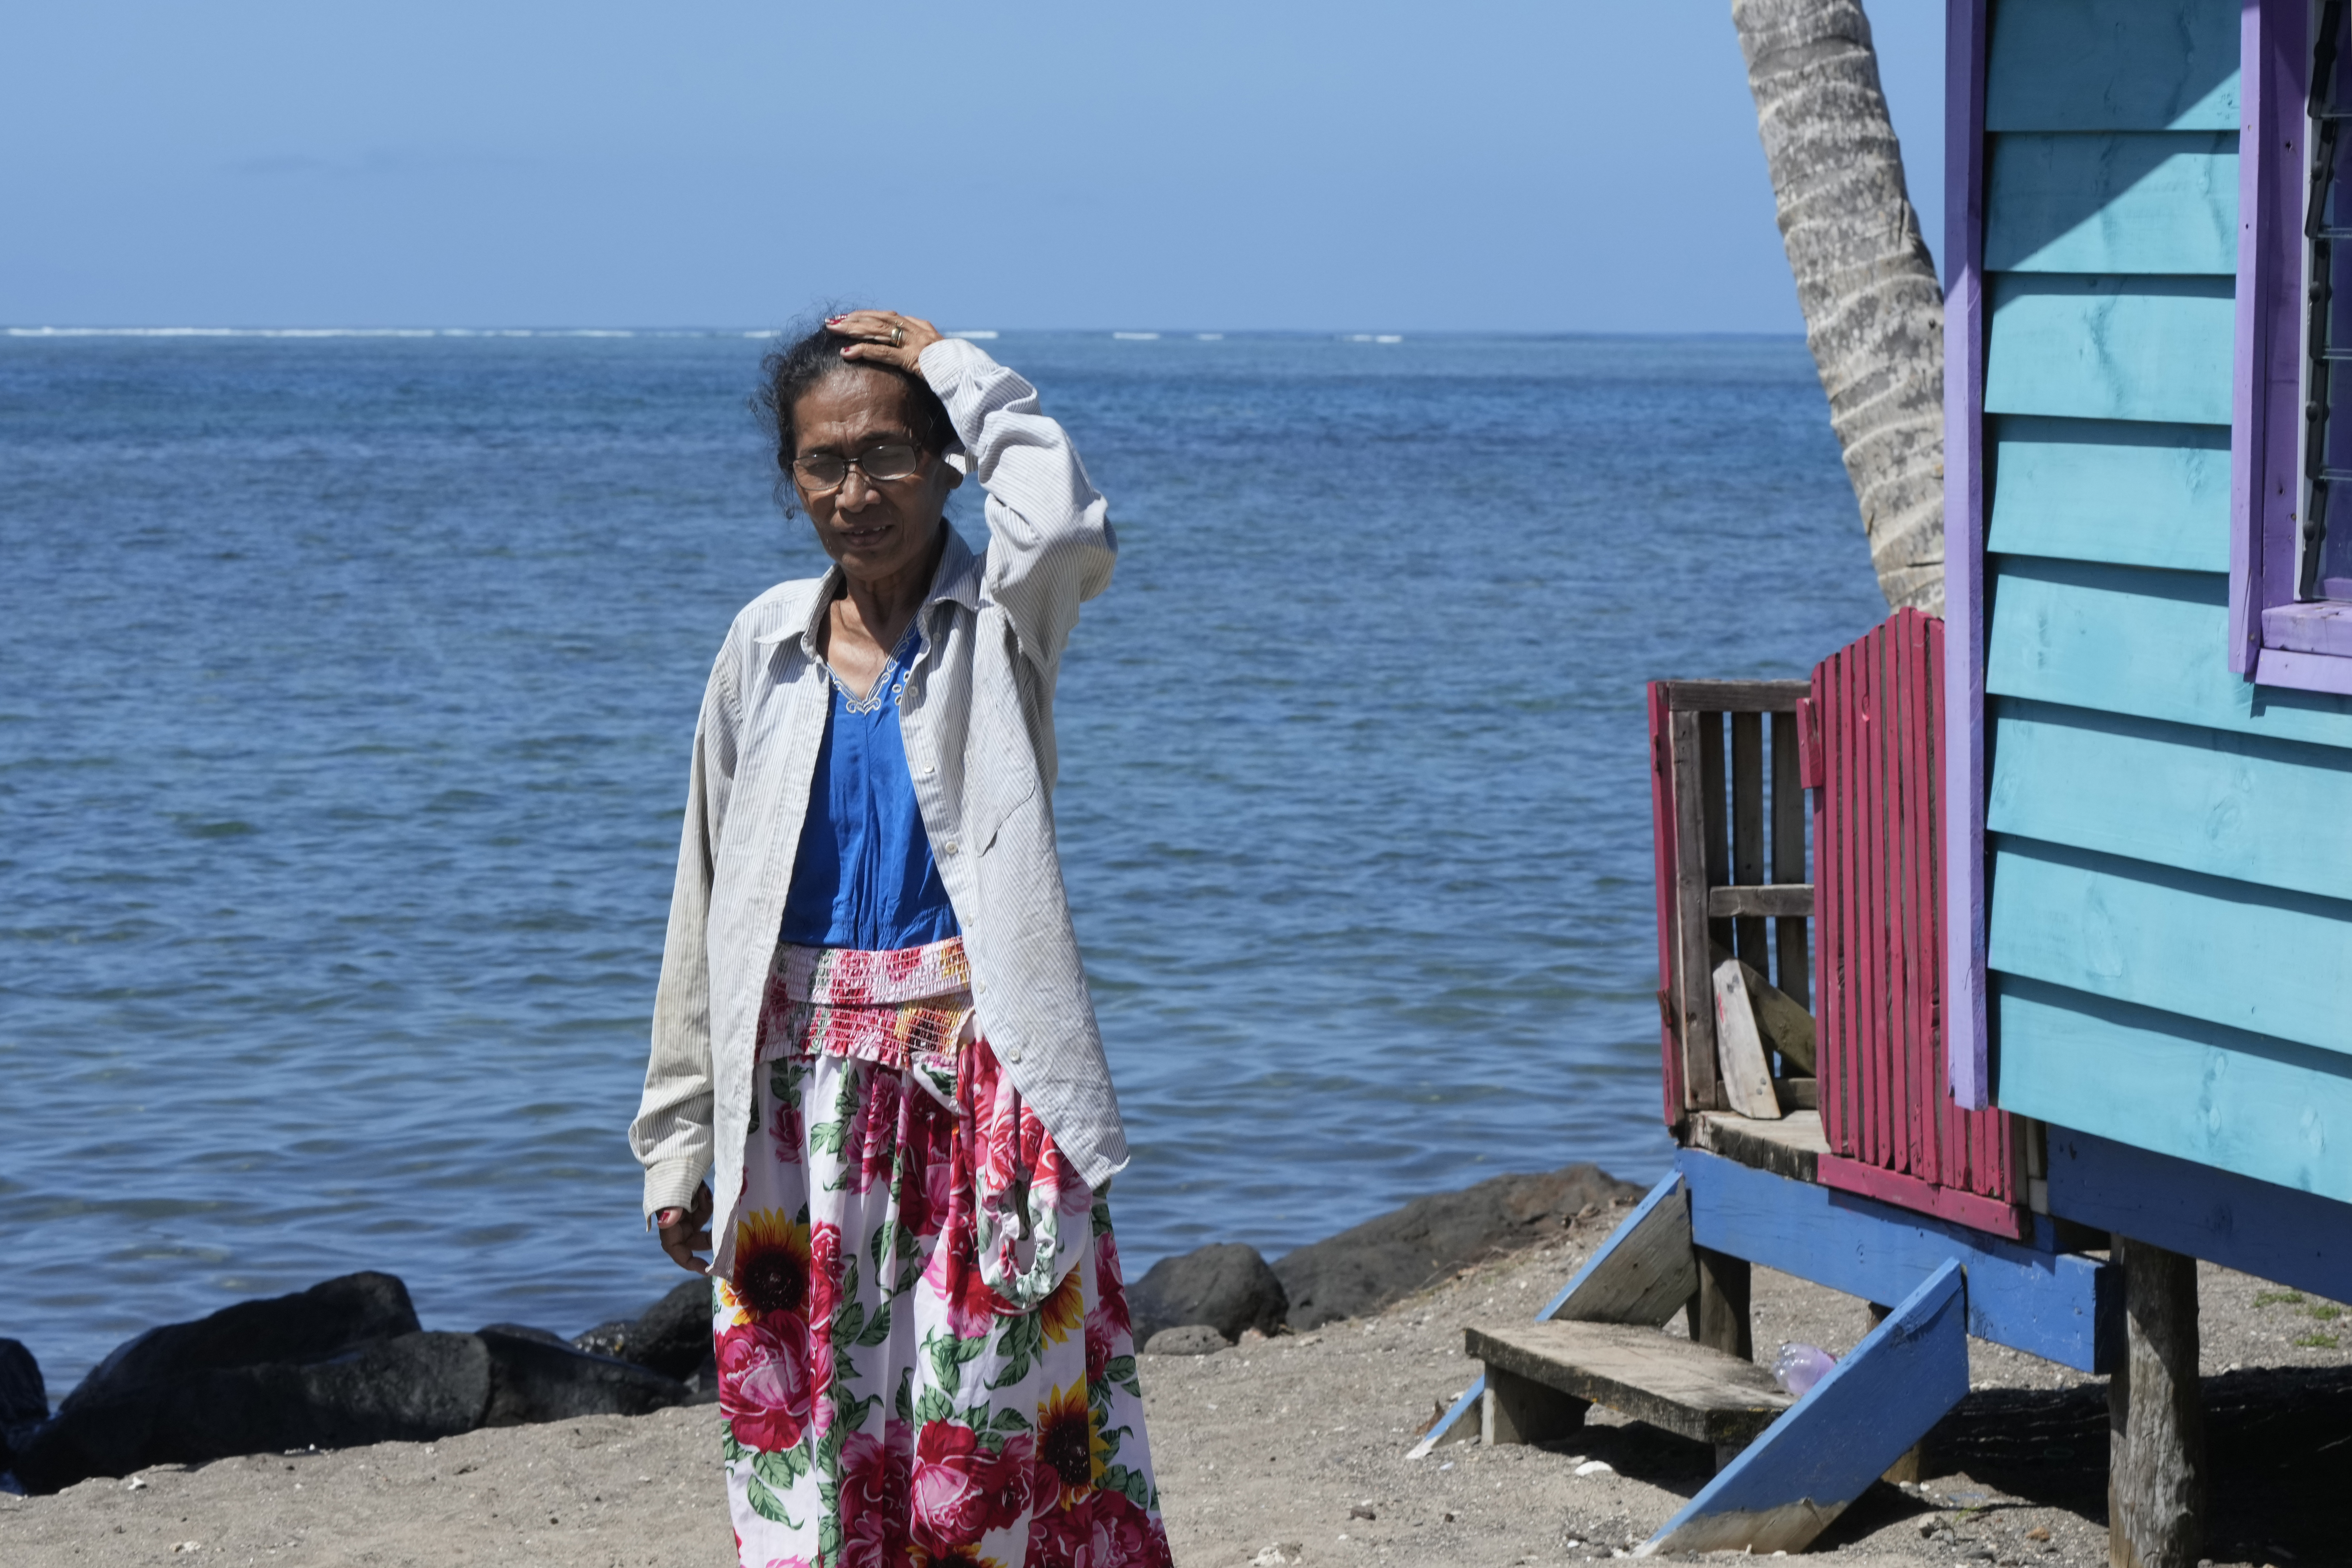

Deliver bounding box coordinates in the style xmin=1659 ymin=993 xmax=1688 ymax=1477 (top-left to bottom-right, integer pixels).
xmin=1466 ymin=1320 xmax=1794 ymax=1446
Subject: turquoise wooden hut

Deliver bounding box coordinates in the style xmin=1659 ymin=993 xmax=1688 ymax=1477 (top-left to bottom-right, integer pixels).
xmin=1417 ymin=2 xmax=2352 ymax=1559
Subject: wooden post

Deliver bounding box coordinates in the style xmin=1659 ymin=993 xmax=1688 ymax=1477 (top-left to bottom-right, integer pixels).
xmin=1868 ymin=1302 xmax=1925 ymax=1484
xmin=1688 ymin=1247 xmax=1753 ymax=1362
xmin=2107 ymin=1237 xmax=2205 ymax=1568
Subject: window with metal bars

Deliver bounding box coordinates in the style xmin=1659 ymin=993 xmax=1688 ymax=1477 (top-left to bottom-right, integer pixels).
xmin=2306 ymin=0 xmax=2352 ymax=600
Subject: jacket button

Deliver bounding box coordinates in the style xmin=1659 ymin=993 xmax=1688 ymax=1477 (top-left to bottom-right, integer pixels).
xmin=1004 ymin=1046 xmax=1022 ymax=1064
xmin=942 ymin=841 xmax=960 ymax=856
xmin=917 ymin=763 xmax=936 ymax=777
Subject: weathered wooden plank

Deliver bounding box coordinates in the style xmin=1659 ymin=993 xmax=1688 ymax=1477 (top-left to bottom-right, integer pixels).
xmin=1466 ymin=1320 xmax=1790 ymax=1445
xmin=1985 ymin=274 xmax=2236 ymax=426
xmin=1709 ymin=945 xmax=1818 ymax=1074
xmin=1704 ymin=883 xmax=1814 ymax=920
xmin=1731 ymin=711 xmax=1767 ymax=966
xmin=1769 ymin=707 xmax=1809 ymax=1008
xmin=1692 ymin=1109 xmax=1826 ymax=1185
xmin=1987 ymin=835 xmax=2352 ymax=1059
xmin=1537 ymin=1169 xmax=1701 ymax=1328
xmin=1670 ymin=710 xmax=1721 ymax=1111
xmin=1713 ymin=960 xmax=1784 ymax=1121
xmin=1985 ymin=132 xmax=2236 ymax=274
xmin=1985 ymin=0 xmax=2239 ymax=132
xmin=1702 ymin=711 xmax=1733 ymax=958
xmin=1985 ymin=556 xmax=2352 ymax=749
xmin=1989 ymin=697 xmax=2352 ymax=902
xmin=1986 ymin=415 xmax=2230 ymax=572
xmin=1649 ymin=683 xmax=1685 ymax=1125
xmin=1640 ymin=1261 xmax=1970 ymax=1555
xmin=1656 ymin=679 xmax=1809 ymax=714
xmin=2040 ymin=1122 xmax=2352 ymax=1303
xmin=1998 ymin=976 xmax=2352 ymax=1212
xmin=1678 ymin=1149 xmax=2118 ymax=1372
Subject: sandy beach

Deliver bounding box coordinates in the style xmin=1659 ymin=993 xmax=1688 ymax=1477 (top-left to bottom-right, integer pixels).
xmin=7 ymin=1218 xmax=2345 ymax=1568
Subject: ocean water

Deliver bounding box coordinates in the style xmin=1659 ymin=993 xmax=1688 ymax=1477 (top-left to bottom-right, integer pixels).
xmin=0 ymin=329 xmax=1887 ymax=1391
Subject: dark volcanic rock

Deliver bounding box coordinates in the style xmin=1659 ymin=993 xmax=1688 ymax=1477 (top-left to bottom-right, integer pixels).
xmin=1273 ymin=1163 xmax=1645 ymax=1329
xmin=14 ymin=1331 xmax=491 ymax=1492
xmin=478 ymin=1323 xmax=569 ymax=1347
xmin=1129 ymin=1244 xmax=1287 ymax=1345
xmin=479 ymin=1329 xmax=690 ymax=1425
xmin=571 ymin=1278 xmax=713 ymax=1383
xmin=0 ymin=1339 xmax=44 ymax=1428
xmin=0 ymin=1338 xmax=46 ymax=1472
xmin=56 ymin=1271 xmax=420 ymax=1422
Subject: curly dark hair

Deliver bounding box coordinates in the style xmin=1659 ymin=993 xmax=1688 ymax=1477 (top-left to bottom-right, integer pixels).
xmin=751 ymin=309 xmax=957 ymax=512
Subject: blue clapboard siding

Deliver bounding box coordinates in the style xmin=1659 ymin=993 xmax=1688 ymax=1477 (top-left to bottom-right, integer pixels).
xmin=1989 ymin=698 xmax=2352 ymax=900
xmin=2043 ymin=1130 xmax=2352 ymax=1304
xmin=1988 ymin=834 xmax=2352 ymax=1058
xmin=1985 ymin=417 xmax=2229 ymax=570
xmin=1999 ymin=977 xmax=2352 ymax=1209
xmin=1985 ymin=133 xmax=2237 ymax=274
xmin=1986 ymin=0 xmax=2239 ymax=132
xmin=1984 ymin=557 xmax=2352 ymax=748
xmin=1984 ymin=275 xmax=2235 ymax=424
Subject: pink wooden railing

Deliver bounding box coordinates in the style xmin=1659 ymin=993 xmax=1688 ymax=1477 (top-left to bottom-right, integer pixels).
xmin=1801 ymin=608 xmax=2026 ymax=1237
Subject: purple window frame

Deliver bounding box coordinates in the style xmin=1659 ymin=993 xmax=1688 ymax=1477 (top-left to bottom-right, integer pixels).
xmin=2237 ymin=0 xmax=2352 ymax=689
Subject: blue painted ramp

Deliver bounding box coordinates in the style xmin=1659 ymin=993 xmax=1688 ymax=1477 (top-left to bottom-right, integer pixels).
xmin=1639 ymin=1260 xmax=1971 ymax=1555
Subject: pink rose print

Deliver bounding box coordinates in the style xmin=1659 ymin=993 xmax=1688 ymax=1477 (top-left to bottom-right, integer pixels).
xmin=1092 ymin=1232 xmax=1131 ymax=1339
xmin=809 ymin=1222 xmax=843 ymax=1330
xmin=718 ymin=1316 xmax=811 ymax=1453
xmin=1027 ymin=1489 xmax=1173 ymax=1568
xmin=852 ymin=1068 xmax=905 ymax=1194
xmin=909 ymin=1420 xmax=1031 ymax=1554
xmin=837 ymin=1424 xmax=913 ymax=1568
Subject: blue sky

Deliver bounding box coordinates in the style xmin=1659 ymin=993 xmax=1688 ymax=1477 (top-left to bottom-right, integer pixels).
xmin=0 ymin=2 xmax=1946 ymax=332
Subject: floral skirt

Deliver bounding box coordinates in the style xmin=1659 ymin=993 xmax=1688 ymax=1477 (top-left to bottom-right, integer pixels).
xmin=715 ymin=937 xmax=1170 ymax=1568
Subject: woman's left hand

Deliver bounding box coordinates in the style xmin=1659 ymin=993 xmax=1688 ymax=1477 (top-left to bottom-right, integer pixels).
xmin=828 ymin=309 xmax=945 ymax=373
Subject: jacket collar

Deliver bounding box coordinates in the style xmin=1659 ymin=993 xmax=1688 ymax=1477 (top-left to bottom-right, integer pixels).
xmin=754 ymin=522 xmax=982 ymax=655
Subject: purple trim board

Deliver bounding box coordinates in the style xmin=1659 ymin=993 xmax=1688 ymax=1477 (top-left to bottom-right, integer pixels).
xmin=2236 ymin=0 xmax=2352 ymax=690
xmin=1943 ymin=0 xmax=1990 ymax=1112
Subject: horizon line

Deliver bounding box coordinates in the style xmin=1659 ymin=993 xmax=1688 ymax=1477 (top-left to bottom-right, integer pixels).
xmin=4 ymin=324 xmax=1810 ymax=342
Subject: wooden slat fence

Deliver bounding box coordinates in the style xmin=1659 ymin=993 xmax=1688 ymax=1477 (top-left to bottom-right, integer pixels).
xmin=1803 ymin=609 xmax=2027 ymax=1237
xmin=1647 ymin=680 xmax=1813 ymax=1123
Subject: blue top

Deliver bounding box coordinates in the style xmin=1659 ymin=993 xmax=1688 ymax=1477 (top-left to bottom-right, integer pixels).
xmin=780 ymin=617 xmax=961 ymax=951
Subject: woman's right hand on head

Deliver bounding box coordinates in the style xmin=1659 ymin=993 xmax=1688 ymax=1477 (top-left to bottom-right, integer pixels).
xmin=655 ymin=1183 xmax=714 ymax=1274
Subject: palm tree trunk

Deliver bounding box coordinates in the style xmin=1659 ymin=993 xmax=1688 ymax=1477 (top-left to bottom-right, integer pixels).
xmin=1734 ymin=0 xmax=1945 ymax=613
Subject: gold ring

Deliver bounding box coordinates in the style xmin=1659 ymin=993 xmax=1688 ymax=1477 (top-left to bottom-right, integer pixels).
xmin=891 ymin=326 xmax=904 ymax=347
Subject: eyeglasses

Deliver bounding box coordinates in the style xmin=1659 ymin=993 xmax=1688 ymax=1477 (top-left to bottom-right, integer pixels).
xmin=792 ymin=444 xmax=922 ymax=493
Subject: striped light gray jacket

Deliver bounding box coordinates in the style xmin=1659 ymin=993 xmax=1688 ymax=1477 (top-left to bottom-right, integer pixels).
xmin=628 ymin=338 xmax=1124 ymax=1275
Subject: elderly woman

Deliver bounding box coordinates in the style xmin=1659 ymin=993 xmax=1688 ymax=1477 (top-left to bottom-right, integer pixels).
xmin=630 ymin=310 xmax=1168 ymax=1568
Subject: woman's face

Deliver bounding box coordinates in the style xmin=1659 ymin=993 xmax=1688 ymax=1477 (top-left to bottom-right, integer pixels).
xmin=789 ymin=366 xmax=961 ymax=587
